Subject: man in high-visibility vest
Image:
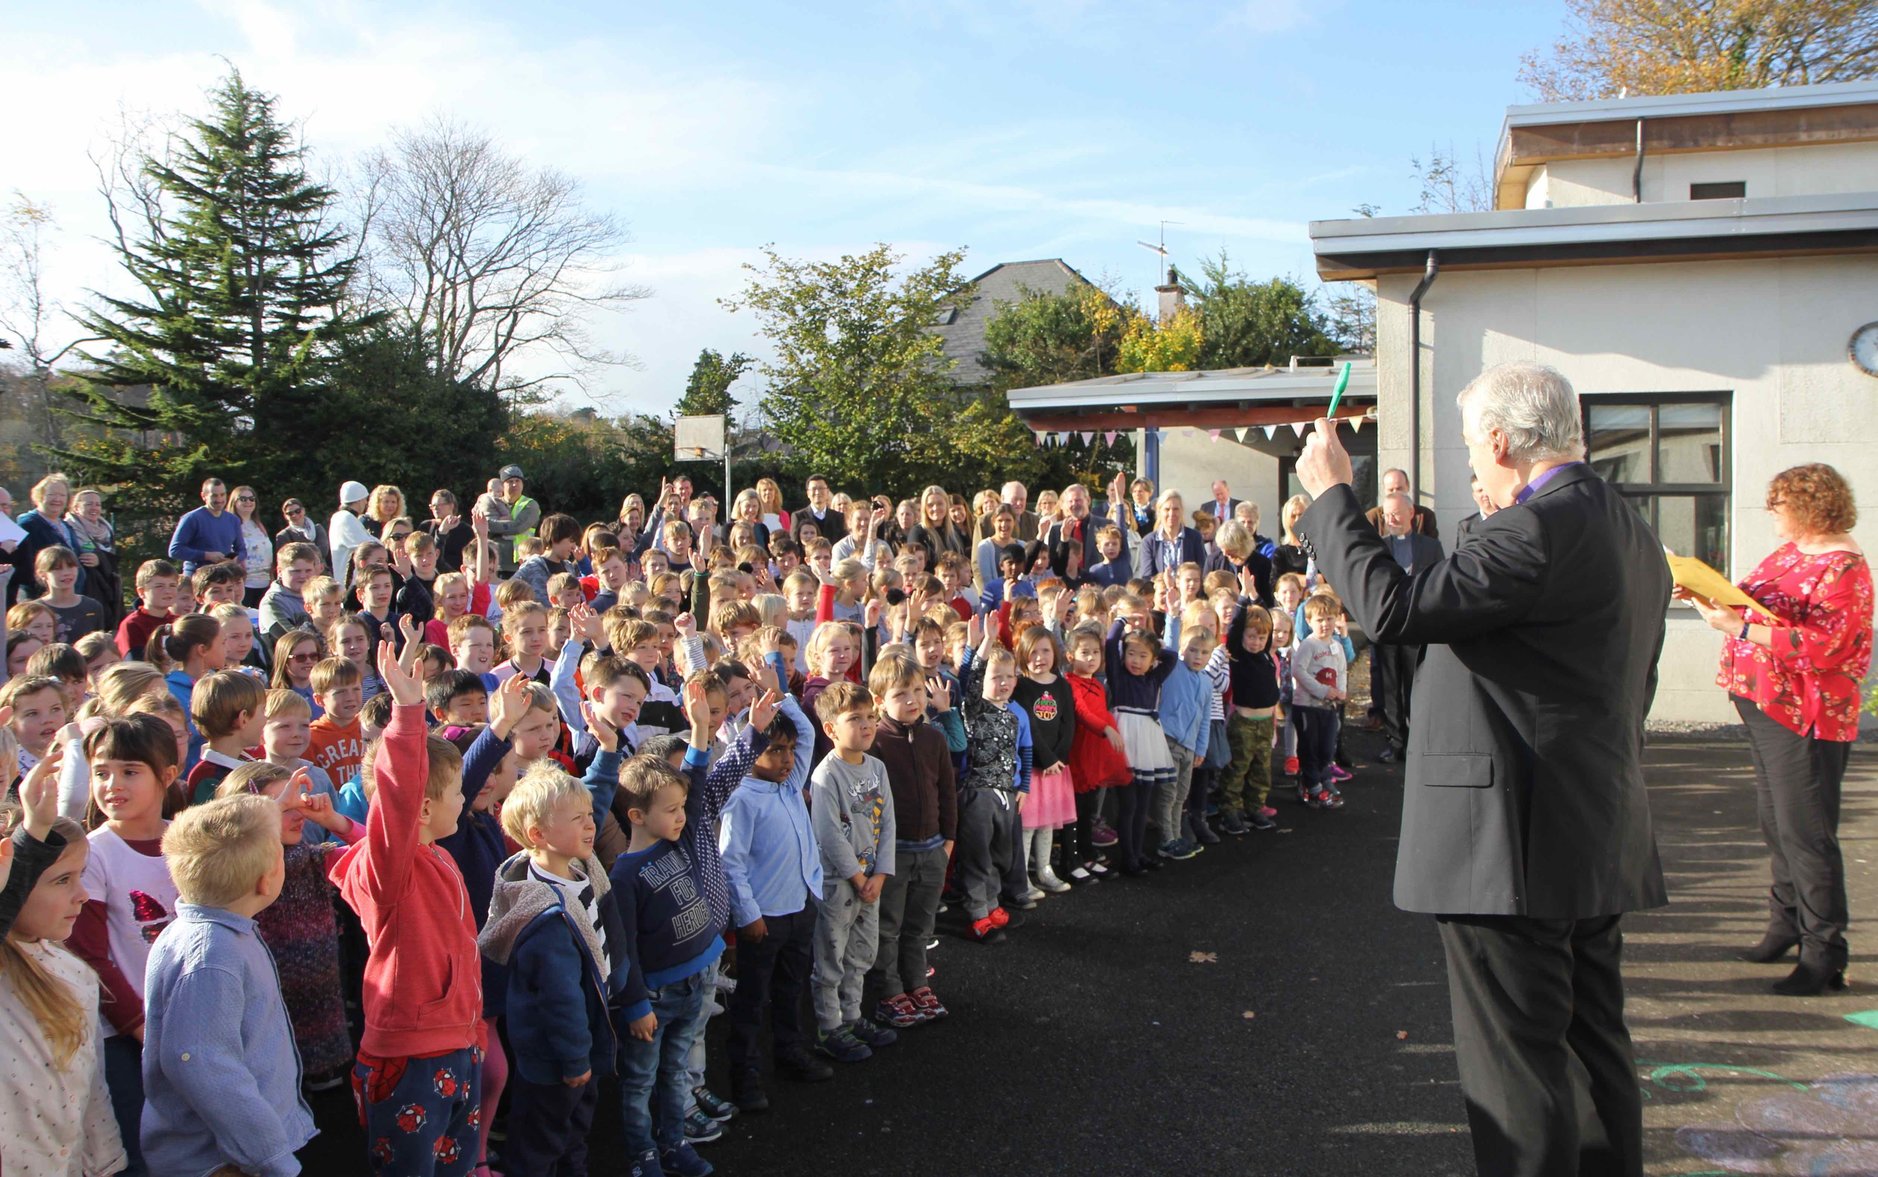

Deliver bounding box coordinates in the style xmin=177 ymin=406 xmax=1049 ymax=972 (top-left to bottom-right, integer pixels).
xmin=486 ymin=464 xmax=541 ymax=575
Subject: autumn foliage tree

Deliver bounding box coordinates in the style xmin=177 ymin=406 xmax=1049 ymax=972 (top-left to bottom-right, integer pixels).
xmin=1522 ymin=0 xmax=1878 ymax=100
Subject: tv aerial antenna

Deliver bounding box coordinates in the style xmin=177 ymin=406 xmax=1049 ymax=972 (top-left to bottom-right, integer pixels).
xmin=1136 ymin=220 xmax=1183 ymax=290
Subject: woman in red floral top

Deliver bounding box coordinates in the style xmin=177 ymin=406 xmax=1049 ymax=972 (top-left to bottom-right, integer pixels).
xmin=1687 ymin=463 xmax=1871 ymax=997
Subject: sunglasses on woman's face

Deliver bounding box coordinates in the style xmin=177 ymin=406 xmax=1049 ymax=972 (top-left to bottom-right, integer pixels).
xmin=290 ymin=652 xmax=319 ymax=663
xmin=237 ymin=495 xmax=255 ymax=503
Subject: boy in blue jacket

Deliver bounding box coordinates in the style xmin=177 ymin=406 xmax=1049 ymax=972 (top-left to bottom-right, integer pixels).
xmin=1155 ymin=625 xmax=1216 ymax=860
xmin=600 ymin=676 xmax=781 ymax=1177
xmin=479 ymin=762 xmax=629 ymax=1177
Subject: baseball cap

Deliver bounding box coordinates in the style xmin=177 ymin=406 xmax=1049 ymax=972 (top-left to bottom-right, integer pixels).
xmin=499 ymin=465 xmax=525 ymax=480
xmin=339 ymin=481 xmax=369 ymax=505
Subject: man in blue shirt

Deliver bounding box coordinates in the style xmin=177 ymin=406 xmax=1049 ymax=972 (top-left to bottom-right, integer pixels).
xmin=168 ymin=477 xmax=245 ymax=578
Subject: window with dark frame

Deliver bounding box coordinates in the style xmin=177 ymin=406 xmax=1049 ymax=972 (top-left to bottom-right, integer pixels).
xmin=1690 ymin=181 xmax=1747 ymax=200
xmin=1583 ymin=392 xmax=1731 ymax=575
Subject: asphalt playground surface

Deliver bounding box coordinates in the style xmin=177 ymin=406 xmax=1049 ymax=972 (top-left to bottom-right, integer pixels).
xmin=299 ymin=726 xmax=1878 ymax=1176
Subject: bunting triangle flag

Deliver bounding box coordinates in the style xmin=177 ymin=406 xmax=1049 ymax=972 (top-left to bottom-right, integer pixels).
xmin=1103 ymin=429 xmax=1118 ymax=446
xmin=1236 ymin=426 xmax=1253 ymax=443
xmin=1290 ymin=420 xmax=1309 ymax=438
xmin=1033 ymin=430 xmax=1047 ymax=446
xmin=1349 ymin=415 xmax=1364 ymax=434
xmin=1055 ymin=431 xmax=1072 ymax=447
xmin=1080 ymin=431 xmax=1095 ymax=445
xmin=1207 ymin=428 xmax=1221 ymax=442
xmin=1262 ymin=424 xmax=1278 ymax=440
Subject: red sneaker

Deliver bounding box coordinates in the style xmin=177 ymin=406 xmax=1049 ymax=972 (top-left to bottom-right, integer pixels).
xmin=987 ymin=906 xmax=1011 ymax=929
xmin=1283 ymin=756 xmax=1300 ymax=776
xmin=910 ymin=986 xmax=949 ymax=1020
xmin=969 ymin=916 xmax=1003 ymax=942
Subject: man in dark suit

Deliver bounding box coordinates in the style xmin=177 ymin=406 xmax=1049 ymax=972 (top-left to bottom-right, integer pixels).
xmin=791 ymin=474 xmax=847 ymax=544
xmin=1372 ymin=493 xmax=1443 ymax=763
xmin=1203 ymin=479 xmax=1242 ymax=522
xmin=1296 ymin=361 xmax=1669 ymax=1177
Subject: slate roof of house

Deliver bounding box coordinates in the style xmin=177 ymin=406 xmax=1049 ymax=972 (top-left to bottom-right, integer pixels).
xmin=932 ymin=258 xmax=1096 ymax=386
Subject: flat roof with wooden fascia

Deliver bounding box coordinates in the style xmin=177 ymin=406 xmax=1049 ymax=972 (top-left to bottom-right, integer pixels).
xmin=1311 ymin=192 xmax=1878 ymax=280
xmin=1008 ymin=362 xmax=1376 ymax=431
xmin=1492 ymin=80 xmax=1878 ymax=209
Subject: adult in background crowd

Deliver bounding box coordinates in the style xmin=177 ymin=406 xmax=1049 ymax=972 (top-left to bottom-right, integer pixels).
xmin=167 ymin=476 xmax=244 ymax=579
xmin=484 ymin=464 xmax=541 ymax=575
xmin=793 ymin=474 xmax=846 ymax=544
xmin=1686 ymin=462 xmax=1872 ymax=997
xmin=1209 ymin=520 xmax=1273 ymax=607
xmin=423 ymin=489 xmax=476 ymax=573
xmin=754 ymin=476 xmax=791 ymax=534
xmin=1121 ymin=477 xmax=1157 ymax=537
xmin=230 ymin=485 xmax=273 ymax=607
xmin=10 ymin=473 xmax=88 ymax=606
xmin=908 ymin=485 xmax=971 ymax=562
xmin=1272 ymin=494 xmax=1313 ymax=582
xmin=975 ymin=481 xmax=1040 ymax=544
xmin=1455 ymin=473 xmax=1497 ymax=545
xmin=1371 ymin=493 xmax=1444 ymax=764
xmin=1203 ymin=479 xmax=1241 ymax=523
xmin=1133 ymin=489 xmax=1207 ymax=580
xmin=1297 ymin=360 xmax=1668 ymax=1177
xmin=1364 ymin=467 xmax=1438 ymax=538
xmin=67 ymin=486 xmax=123 ymax=629
xmin=329 ymin=480 xmax=373 ymax=591
xmin=274 ymin=497 xmax=331 ymax=574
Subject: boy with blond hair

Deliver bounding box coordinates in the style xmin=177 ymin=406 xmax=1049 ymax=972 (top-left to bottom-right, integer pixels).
xmin=143 ymin=793 xmax=314 ymax=1174
xmin=808 ymin=681 xmax=897 ymax=1063
xmin=479 ymin=762 xmax=629 ymax=1177
xmin=329 ymin=644 xmax=485 ymax=1175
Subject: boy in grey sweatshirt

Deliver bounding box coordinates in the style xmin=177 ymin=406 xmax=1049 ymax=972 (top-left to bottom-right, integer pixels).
xmin=808 ymin=682 xmax=898 ymax=1063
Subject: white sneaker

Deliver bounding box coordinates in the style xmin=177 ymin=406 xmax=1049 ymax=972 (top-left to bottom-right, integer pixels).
xmin=1068 ymin=866 xmax=1092 ymax=881
xmin=1023 ymin=884 xmax=1046 ymax=902
xmin=714 ymin=973 xmax=737 ymax=996
xmin=1036 ymin=869 xmax=1072 ymax=894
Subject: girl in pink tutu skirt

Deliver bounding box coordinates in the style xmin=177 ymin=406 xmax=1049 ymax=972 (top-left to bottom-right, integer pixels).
xmin=1012 ymin=623 xmax=1077 ymax=897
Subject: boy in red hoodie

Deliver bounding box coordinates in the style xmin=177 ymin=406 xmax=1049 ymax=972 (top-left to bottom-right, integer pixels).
xmin=329 ymin=642 xmax=486 ymax=1176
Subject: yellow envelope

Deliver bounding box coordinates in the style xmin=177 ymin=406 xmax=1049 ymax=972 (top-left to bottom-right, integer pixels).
xmin=1666 ymin=553 xmax=1778 ymax=620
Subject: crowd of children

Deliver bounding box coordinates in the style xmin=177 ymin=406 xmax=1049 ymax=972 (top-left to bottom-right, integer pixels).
xmin=0 ymin=470 xmax=1363 ymax=1177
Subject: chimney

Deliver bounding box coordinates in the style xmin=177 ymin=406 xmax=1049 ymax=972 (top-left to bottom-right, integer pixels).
xmin=1155 ymin=265 xmax=1185 ymax=322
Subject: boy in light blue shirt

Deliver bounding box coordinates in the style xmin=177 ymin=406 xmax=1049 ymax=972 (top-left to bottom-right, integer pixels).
xmin=717 ymin=691 xmax=831 ymax=1110
xmin=142 ymin=794 xmax=316 ymax=1177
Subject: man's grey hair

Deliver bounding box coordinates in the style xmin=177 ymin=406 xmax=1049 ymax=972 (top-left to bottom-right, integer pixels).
xmin=1456 ymin=362 xmax=1584 ymax=464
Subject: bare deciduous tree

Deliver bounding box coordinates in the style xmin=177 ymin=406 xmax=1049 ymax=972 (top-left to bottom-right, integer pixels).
xmin=362 ymin=118 xmax=649 ymax=398
xmin=0 ymin=194 xmax=102 ymax=446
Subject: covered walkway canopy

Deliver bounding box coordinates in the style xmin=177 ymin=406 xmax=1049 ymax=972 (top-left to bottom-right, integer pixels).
xmin=1007 ymin=358 xmax=1377 ymax=434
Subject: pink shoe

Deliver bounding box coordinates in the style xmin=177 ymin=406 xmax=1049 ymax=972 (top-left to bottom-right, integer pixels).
xmin=1257 ymin=806 xmax=1278 ymax=819
xmin=1327 ymin=765 xmax=1353 ymax=783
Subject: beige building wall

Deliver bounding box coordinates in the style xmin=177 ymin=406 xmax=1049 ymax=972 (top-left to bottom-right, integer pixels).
xmin=1373 ymin=253 xmax=1878 ymax=723
xmin=1522 ymin=141 xmax=1878 ymax=207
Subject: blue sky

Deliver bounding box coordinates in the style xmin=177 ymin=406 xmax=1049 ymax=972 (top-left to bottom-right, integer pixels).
xmin=3 ymin=0 xmax=1564 ymax=415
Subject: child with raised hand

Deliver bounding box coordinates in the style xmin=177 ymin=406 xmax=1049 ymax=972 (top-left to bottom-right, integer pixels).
xmin=0 ymin=765 xmax=128 ymax=1177
xmin=1216 ymin=606 xmax=1282 ymax=834
xmin=717 ymin=660 xmax=831 ymax=1111
xmin=806 ymin=681 xmax=897 ymax=1064
xmin=1012 ymin=624 xmax=1077 ymax=895
xmin=605 ymin=678 xmax=778 ymax=1177
xmin=435 ymin=671 xmax=534 ymax=1174
xmin=479 ymin=761 xmax=629 ymax=1177
xmin=1105 ymin=611 xmax=1178 ymax=876
xmin=956 ymin=616 xmax=1033 ymax=941
xmin=864 ymin=653 xmax=956 ymax=1030
xmin=0 ymin=741 xmax=70 ymax=938
xmin=141 ymin=793 xmax=316 ymax=1176
xmin=1063 ymin=623 xmax=1130 ymax=881
xmin=1291 ymin=594 xmax=1350 ymax=811
xmin=184 ymin=668 xmax=266 ymax=804
xmin=69 ymin=714 xmax=184 ymax=1176
xmin=216 ymin=761 xmax=360 ymax=1091
xmin=327 ymin=642 xmax=485 ymax=1177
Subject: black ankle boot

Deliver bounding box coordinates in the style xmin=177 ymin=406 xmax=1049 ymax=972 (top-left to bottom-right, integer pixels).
xmin=1740 ymin=931 xmax=1800 ymax=964
xmin=1771 ymin=957 xmax=1847 ymax=997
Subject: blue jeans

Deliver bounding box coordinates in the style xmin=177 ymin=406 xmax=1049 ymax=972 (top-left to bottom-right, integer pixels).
xmin=105 ymin=1034 xmax=146 ymax=1177
xmin=619 ymin=970 xmax=708 ymax=1155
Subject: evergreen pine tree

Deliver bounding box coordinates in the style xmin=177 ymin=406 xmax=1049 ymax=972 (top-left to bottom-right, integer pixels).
xmin=62 ymin=70 xmax=375 ymax=514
